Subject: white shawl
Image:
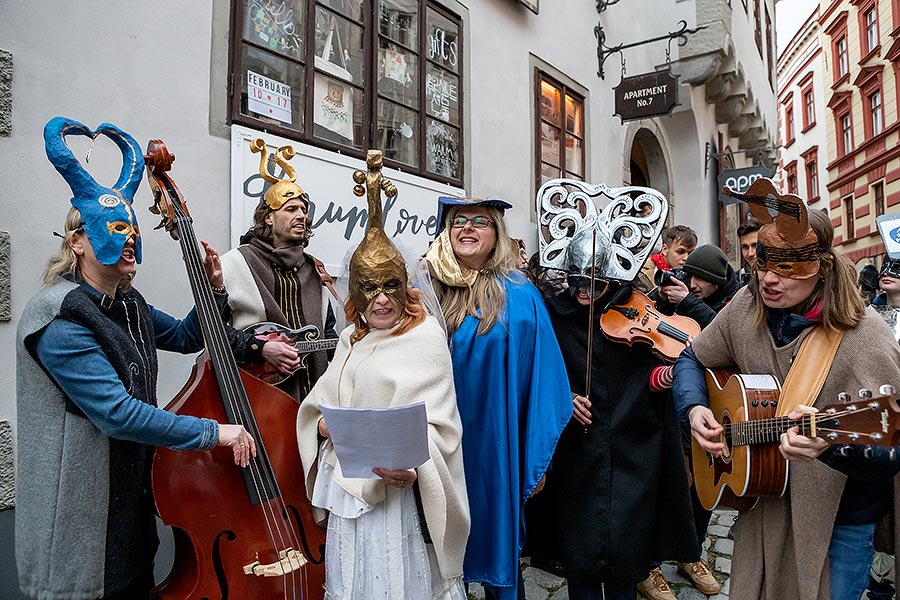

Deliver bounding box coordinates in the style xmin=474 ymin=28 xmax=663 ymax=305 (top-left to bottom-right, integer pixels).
xmin=296 ymin=315 xmax=470 ymax=578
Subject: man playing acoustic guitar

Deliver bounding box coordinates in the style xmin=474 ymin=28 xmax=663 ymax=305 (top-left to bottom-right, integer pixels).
xmin=673 ymin=179 xmax=900 ymax=600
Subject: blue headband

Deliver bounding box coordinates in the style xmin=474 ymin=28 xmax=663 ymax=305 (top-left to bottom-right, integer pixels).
xmin=44 ymin=116 xmax=144 ymax=265
xmin=435 ymin=196 xmax=513 ymax=236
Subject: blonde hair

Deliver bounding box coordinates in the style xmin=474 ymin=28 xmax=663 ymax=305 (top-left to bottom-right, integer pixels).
xmin=42 ymin=207 xmax=83 ymax=284
xmin=750 ymin=209 xmax=865 ymax=331
xmin=437 ymin=205 xmax=519 ymax=335
xmin=344 ymin=288 xmax=427 ymax=343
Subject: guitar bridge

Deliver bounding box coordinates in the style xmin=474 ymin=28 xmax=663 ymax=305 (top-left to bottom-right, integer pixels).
xmin=243 ymin=548 xmax=308 ymax=577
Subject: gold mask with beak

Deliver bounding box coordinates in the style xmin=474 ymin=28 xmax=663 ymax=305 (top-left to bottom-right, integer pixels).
xmin=348 ymin=151 xmax=407 ymax=312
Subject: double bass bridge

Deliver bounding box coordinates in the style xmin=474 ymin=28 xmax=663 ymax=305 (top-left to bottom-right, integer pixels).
xmin=243 ymin=548 xmax=308 ymax=577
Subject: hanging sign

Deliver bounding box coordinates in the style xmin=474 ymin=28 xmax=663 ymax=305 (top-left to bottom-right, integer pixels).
xmin=613 ymin=70 xmax=679 ymax=122
xmin=718 ymin=165 xmax=775 ymax=205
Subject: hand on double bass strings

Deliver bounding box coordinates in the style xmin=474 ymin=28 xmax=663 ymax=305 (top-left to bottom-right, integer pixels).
xmin=779 ymin=405 xmax=829 ymax=462
xmin=689 ymin=405 xmax=725 ymax=456
xmin=200 ymin=240 xmax=225 ymax=290
xmin=217 ymin=424 xmax=257 ymax=468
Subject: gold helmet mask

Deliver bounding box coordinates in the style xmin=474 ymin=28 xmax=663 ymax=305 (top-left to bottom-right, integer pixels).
xmin=348 ymin=151 xmax=407 ymax=313
xmin=250 ymin=138 xmax=309 ymax=211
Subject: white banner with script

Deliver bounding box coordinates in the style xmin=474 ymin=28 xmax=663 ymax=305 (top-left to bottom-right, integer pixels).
xmin=230 ymin=125 xmax=464 ymax=271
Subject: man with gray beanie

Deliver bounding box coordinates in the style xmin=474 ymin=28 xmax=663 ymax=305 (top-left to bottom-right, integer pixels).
xmin=656 ymin=244 xmax=739 ymax=328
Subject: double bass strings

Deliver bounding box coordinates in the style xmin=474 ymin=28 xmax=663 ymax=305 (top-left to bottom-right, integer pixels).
xmin=171 ymin=199 xmax=306 ymax=597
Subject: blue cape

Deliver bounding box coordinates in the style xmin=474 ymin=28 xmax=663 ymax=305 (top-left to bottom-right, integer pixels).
xmin=451 ymin=275 xmax=572 ymax=594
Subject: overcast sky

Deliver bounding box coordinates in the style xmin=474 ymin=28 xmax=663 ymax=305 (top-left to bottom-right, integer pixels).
xmin=776 ymin=0 xmax=819 ymax=56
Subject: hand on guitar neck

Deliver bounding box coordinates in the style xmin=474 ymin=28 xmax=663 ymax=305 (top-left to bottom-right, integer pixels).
xmin=691 ymin=403 xmax=832 ymax=461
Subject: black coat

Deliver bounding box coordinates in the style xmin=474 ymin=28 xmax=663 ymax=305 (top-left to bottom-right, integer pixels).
xmin=544 ymin=289 xmax=699 ymax=583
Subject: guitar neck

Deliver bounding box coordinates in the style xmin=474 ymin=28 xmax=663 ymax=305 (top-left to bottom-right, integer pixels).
xmin=728 ymin=415 xmax=814 ymax=447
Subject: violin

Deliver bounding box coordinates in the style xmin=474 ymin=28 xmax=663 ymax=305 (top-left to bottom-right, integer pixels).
xmin=144 ymin=140 xmax=325 ymax=599
xmin=598 ymin=288 xmax=701 ymax=362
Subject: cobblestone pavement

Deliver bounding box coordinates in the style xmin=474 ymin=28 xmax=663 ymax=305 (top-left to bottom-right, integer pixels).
xmin=468 ymin=509 xmax=738 ymax=600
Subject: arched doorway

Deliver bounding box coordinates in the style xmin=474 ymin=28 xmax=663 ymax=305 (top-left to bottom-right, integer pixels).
xmin=628 ymin=127 xmax=672 ymax=221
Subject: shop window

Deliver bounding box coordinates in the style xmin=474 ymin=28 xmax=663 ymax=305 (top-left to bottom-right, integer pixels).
xmin=229 ymin=0 xmax=465 ymax=185
xmin=536 ymin=72 xmax=585 ymax=188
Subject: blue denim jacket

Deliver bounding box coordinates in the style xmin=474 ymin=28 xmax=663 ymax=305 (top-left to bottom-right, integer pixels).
xmin=33 ymin=281 xmax=224 ymax=451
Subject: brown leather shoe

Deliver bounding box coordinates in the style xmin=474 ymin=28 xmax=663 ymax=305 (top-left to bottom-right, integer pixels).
xmin=677 ymin=560 xmax=721 ymax=595
xmin=636 ymin=567 xmax=677 ymax=600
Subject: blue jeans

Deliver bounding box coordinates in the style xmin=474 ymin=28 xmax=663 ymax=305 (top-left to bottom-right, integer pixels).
xmin=829 ymin=522 xmax=876 ymax=600
xmin=566 ymin=575 xmax=636 ymax=600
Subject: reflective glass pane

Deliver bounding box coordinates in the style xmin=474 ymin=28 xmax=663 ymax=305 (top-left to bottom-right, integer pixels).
xmin=566 ymin=137 xmax=584 ymax=177
xmin=566 ymin=96 xmax=584 ymax=136
xmin=312 ymin=73 xmax=363 ymax=148
xmin=378 ymin=40 xmax=419 ymax=108
xmin=541 ymin=123 xmax=560 ymax=166
xmin=380 ymin=0 xmax=418 ymax=48
xmin=243 ymin=0 xmax=305 ymax=60
xmin=241 ymin=45 xmax=305 ymax=132
xmin=426 ymin=118 xmax=460 ymax=179
xmin=541 ymin=163 xmax=561 ymax=185
xmin=315 ymin=7 xmax=365 ymax=85
xmin=426 ymin=8 xmax=460 ymax=73
xmin=425 ymin=64 xmax=460 ymax=126
xmin=377 ymin=100 xmax=419 ymax=167
xmin=317 ymin=0 xmax=362 ymax=20
xmin=540 ymin=80 xmax=561 ymax=125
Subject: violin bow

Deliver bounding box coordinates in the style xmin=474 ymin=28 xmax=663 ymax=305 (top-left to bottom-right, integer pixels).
xmin=583 ymin=229 xmax=597 ymax=432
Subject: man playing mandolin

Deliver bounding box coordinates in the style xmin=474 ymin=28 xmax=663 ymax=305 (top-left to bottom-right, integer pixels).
xmin=221 ymin=139 xmax=337 ymax=401
xmin=673 ymin=179 xmax=900 ymax=600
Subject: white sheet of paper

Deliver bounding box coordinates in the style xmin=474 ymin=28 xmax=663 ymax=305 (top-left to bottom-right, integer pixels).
xmin=319 ymin=401 xmax=430 ymax=479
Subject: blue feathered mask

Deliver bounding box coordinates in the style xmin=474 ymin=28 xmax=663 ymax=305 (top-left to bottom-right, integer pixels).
xmin=43 ymin=117 xmax=144 ymax=265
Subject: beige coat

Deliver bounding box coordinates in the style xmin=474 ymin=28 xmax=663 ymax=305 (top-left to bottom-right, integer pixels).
xmin=691 ymin=288 xmax=900 ymax=600
xmin=296 ymin=316 xmax=470 ymax=579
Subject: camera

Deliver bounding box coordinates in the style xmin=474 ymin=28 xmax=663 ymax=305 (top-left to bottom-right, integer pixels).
xmin=655 ymin=268 xmax=689 ymax=287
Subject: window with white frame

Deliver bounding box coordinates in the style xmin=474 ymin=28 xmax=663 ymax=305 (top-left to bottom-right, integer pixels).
xmin=841 ymin=113 xmax=853 ymax=153
xmin=871 ymin=90 xmax=884 ymax=135
xmin=837 ymin=37 xmax=849 ymax=77
xmin=866 ymin=8 xmax=879 ymax=53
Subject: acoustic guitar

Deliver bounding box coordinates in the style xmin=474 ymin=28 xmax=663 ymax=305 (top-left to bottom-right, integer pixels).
xmin=240 ymin=322 xmax=339 ymax=385
xmin=692 ymin=369 xmax=900 ymax=511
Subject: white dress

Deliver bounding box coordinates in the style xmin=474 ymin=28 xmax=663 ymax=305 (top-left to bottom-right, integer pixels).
xmin=312 ymin=450 xmax=466 ymax=600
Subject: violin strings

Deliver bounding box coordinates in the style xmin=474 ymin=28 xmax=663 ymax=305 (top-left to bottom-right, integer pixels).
xmin=173 ymin=206 xmax=304 ymax=594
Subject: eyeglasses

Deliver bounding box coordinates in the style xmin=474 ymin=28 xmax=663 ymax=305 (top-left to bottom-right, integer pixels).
xmin=450 ymin=215 xmax=494 ymax=229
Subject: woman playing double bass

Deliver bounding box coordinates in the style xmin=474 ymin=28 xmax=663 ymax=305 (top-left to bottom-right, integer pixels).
xmin=15 ymin=117 xmax=261 ymax=600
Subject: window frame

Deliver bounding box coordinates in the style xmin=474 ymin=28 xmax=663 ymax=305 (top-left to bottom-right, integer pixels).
xmin=534 ymin=70 xmax=586 ymax=193
xmin=784 ymin=104 xmax=795 ymax=146
xmin=844 ymin=195 xmax=855 ymax=241
xmin=802 ymin=146 xmax=819 ymax=202
xmin=874 ymin=180 xmax=886 ymax=216
xmin=802 ymin=84 xmax=816 ymax=131
xmin=784 ymin=160 xmax=799 ymax=195
xmin=227 ymin=0 xmax=466 ymax=187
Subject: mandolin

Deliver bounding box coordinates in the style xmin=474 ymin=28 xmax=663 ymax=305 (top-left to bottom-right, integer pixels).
xmin=692 ymin=369 xmax=900 ymax=511
xmin=241 ymin=322 xmax=339 ymax=385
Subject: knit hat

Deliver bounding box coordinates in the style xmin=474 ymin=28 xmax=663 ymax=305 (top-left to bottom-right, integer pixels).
xmin=682 ymin=244 xmax=729 ymax=286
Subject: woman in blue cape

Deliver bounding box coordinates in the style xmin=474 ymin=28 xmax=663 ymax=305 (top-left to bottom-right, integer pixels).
xmin=426 ymin=196 xmax=572 ymax=600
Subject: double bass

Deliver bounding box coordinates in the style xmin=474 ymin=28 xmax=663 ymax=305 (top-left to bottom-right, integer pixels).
xmin=145 ymin=140 xmax=325 ymax=599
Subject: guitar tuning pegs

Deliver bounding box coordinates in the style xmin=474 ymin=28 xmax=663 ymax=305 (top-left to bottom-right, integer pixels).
xmin=864 ymin=446 xmax=875 ymax=459
xmin=879 ymin=384 xmax=896 ymax=396
xmin=839 ymin=445 xmax=852 ymax=457
xmin=838 ymin=392 xmax=851 ymax=403
xmin=891 ymin=448 xmax=897 ymax=462
xmin=858 ymin=388 xmax=873 ymax=400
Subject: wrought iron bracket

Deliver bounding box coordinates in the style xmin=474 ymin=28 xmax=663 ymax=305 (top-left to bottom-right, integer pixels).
xmin=594 ymin=19 xmax=707 ymax=80
xmin=596 ymin=0 xmax=622 ymax=12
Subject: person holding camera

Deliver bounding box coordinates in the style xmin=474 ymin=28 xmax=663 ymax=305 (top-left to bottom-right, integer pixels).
xmin=655 ymin=244 xmax=740 ymax=329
